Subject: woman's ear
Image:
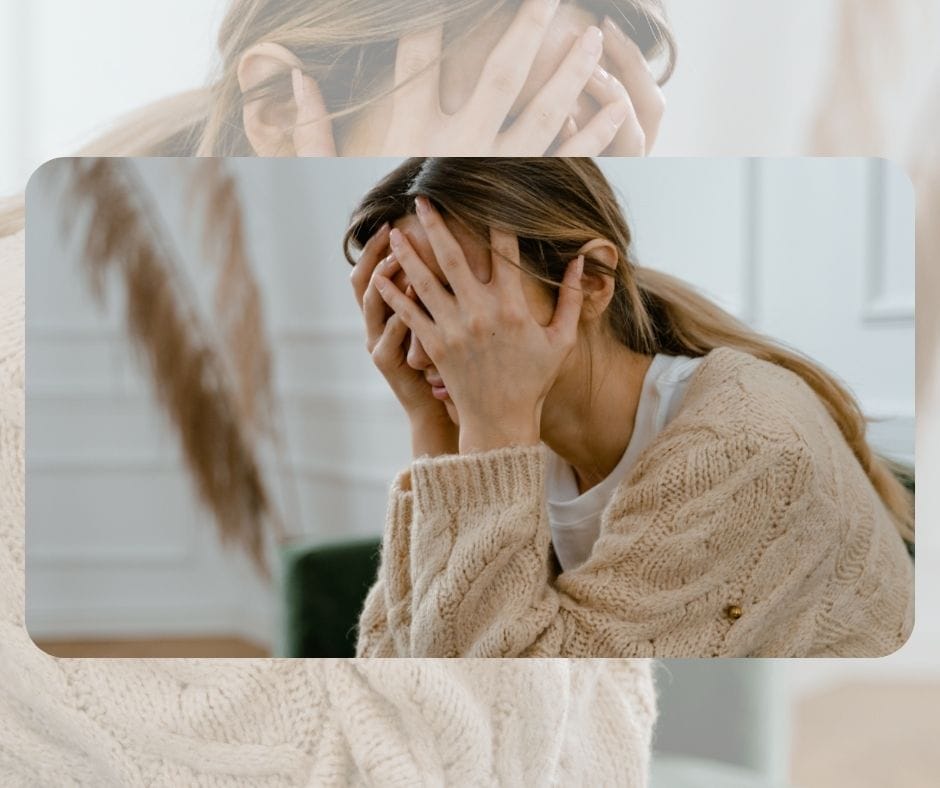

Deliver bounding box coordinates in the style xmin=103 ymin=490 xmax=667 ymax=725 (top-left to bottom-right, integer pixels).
xmin=237 ymin=42 xmax=336 ymax=156
xmin=574 ymin=238 xmax=619 ymax=322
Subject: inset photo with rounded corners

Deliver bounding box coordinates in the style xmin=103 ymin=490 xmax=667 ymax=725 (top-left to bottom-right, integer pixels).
xmin=24 ymin=156 xmax=914 ymax=659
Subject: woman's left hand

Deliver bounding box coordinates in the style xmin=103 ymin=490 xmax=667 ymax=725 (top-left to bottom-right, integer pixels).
xmin=555 ymin=15 xmax=666 ymax=156
xmin=373 ymin=196 xmax=585 ymax=455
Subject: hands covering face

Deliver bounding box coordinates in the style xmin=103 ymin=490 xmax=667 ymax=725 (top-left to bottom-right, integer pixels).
xmin=292 ymin=1 xmax=665 ymax=156
xmin=370 ymin=197 xmax=585 ymax=455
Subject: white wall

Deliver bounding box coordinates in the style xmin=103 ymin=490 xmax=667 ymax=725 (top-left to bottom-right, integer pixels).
xmin=24 ymin=157 xmax=915 ymax=654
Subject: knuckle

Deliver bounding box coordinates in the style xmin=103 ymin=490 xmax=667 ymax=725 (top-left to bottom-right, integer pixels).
xmin=439 ymin=253 xmax=461 ymax=273
xmin=534 ymin=105 xmax=557 ymax=131
xmin=466 ymin=313 xmax=488 ymax=336
xmin=485 ymin=65 xmax=520 ymax=98
xmin=415 ymin=275 xmax=436 ymax=293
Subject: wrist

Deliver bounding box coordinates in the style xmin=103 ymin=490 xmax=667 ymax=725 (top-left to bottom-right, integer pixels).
xmin=409 ymin=410 xmax=458 ymax=459
xmin=458 ymin=418 xmax=541 ymax=455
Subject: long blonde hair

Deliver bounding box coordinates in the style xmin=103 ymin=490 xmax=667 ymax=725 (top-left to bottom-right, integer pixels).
xmin=343 ymin=157 xmax=914 ymax=543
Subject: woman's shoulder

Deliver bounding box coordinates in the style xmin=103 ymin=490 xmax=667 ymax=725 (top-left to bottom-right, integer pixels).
xmin=681 ymin=346 xmax=830 ymax=442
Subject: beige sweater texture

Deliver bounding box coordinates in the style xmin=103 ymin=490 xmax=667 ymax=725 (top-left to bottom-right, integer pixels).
xmin=358 ymin=345 xmax=914 ymax=659
xmin=0 ymin=228 xmax=656 ymax=785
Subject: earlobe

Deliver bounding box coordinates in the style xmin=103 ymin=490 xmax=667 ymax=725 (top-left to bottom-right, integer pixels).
xmin=237 ymin=42 xmax=336 ymax=156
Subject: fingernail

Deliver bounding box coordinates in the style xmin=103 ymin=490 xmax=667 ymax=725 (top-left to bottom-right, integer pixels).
xmin=593 ymin=64 xmax=612 ymax=82
xmin=609 ymin=101 xmax=630 ymax=126
xmin=576 ymin=255 xmax=585 ymax=276
xmin=581 ymin=26 xmax=603 ymax=56
xmin=389 ymin=228 xmax=403 ymax=249
xmin=564 ymin=115 xmax=578 ymax=137
xmin=374 ymin=274 xmax=387 ymax=292
xmin=415 ymin=195 xmax=429 ymax=216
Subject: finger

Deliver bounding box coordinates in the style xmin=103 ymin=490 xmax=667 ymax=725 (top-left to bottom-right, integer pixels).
xmin=580 ymin=67 xmax=643 ymax=155
xmin=488 ymin=227 xmax=526 ymax=302
xmin=549 ymin=255 xmax=585 ymax=337
xmin=554 ymin=98 xmax=633 ymax=155
xmin=464 ymin=0 xmax=561 ymax=139
xmin=601 ymin=16 xmax=665 ymax=152
xmin=497 ymin=25 xmax=604 ymax=154
xmin=349 ymin=223 xmax=391 ymax=308
xmin=372 ymin=312 xmax=410 ymax=363
xmin=373 ymin=271 xmax=437 ymax=346
xmin=413 ymin=196 xmax=480 ymax=301
xmin=388 ymin=227 xmax=451 ymax=321
xmin=363 ymin=262 xmax=396 ymax=349
xmin=559 ymin=115 xmax=578 ymax=143
xmin=393 ymin=25 xmax=443 ymax=120
xmin=291 ymin=68 xmax=337 ymax=156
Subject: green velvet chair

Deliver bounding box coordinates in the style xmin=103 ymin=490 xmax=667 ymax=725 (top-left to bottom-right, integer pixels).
xmin=280 ymin=537 xmax=381 ymax=658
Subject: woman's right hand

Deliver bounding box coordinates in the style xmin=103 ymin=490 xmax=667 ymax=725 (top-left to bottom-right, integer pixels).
xmin=349 ymin=223 xmax=458 ymax=458
xmin=293 ymin=0 xmax=634 ymax=156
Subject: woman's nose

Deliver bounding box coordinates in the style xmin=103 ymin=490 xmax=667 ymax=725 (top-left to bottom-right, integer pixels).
xmin=406 ymin=328 xmax=434 ymax=371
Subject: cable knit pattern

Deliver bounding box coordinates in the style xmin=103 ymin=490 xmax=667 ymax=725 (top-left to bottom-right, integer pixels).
xmin=357 ymin=344 xmax=914 ymax=659
xmin=0 ymin=228 xmax=656 ymax=785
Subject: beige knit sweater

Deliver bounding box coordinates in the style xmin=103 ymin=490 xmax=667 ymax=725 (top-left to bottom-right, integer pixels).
xmin=357 ymin=344 xmax=914 ymax=659
xmin=0 ymin=228 xmax=656 ymax=785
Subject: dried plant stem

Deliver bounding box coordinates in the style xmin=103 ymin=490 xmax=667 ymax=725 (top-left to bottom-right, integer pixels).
xmin=61 ymin=159 xmax=282 ymax=577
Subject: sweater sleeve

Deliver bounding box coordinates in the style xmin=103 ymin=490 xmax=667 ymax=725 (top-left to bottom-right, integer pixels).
xmin=380 ymin=426 xmax=826 ymax=658
xmin=355 ymin=467 xmax=415 ymax=657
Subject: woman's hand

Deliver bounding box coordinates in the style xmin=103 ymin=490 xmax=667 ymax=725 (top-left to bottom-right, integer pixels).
xmin=349 ymin=223 xmax=458 ymax=459
xmin=292 ymin=0 xmax=635 ymax=156
xmin=555 ymin=16 xmax=666 ymax=155
xmin=372 ymin=197 xmax=585 ymax=455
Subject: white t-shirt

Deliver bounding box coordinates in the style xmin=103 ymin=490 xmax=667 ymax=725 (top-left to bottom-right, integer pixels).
xmin=545 ymin=353 xmax=706 ymax=573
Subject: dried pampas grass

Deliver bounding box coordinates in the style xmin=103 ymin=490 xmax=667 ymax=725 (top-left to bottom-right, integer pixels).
xmin=61 ymin=158 xmax=280 ymax=578
xmin=184 ymin=160 xmax=275 ymax=439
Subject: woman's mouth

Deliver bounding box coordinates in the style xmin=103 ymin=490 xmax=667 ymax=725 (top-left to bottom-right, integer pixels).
xmin=428 ymin=379 xmax=449 ymax=400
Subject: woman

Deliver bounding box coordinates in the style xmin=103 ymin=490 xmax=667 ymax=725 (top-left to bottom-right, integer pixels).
xmin=345 ymin=157 xmax=915 ymax=659
xmin=88 ymin=0 xmax=672 ymax=158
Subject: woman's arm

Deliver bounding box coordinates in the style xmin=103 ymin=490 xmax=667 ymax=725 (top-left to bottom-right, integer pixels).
xmin=355 ymin=468 xmax=414 ymax=657
xmin=387 ymin=424 xmax=831 ymax=658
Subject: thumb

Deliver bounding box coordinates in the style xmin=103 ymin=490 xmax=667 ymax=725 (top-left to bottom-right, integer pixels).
xmin=291 ymin=68 xmax=337 ymax=156
xmin=550 ymin=255 xmax=585 ymax=336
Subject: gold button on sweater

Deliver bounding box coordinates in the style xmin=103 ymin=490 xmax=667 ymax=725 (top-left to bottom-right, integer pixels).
xmin=357 ymin=346 xmax=914 ymax=659
xmin=0 ymin=228 xmax=656 ymax=785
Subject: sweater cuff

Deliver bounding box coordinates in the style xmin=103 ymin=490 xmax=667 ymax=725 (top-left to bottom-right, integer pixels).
xmin=411 ymin=443 xmax=546 ymax=514
xmin=383 ymin=467 xmax=414 ymax=574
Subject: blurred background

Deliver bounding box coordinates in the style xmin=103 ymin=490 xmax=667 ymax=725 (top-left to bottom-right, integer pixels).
xmin=24 ymin=156 xmax=926 ymax=786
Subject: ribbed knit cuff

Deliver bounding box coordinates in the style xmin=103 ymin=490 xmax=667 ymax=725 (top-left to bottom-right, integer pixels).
xmin=383 ymin=467 xmax=414 ymax=594
xmin=411 ymin=443 xmax=546 ymax=514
